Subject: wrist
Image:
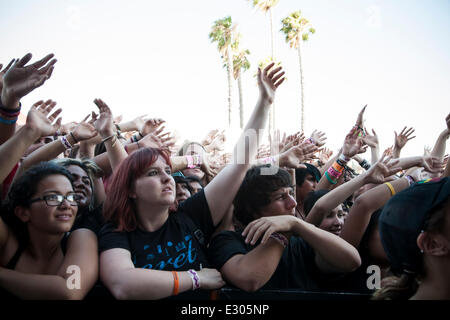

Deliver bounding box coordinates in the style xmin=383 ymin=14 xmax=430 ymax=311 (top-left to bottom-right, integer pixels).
xmin=1 ymin=88 xmax=20 ymax=110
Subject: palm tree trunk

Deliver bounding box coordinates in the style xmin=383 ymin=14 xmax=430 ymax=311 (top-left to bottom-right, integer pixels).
xmin=226 ymin=49 xmax=233 ymax=127
xmin=269 ymin=8 xmax=275 ymax=135
xmin=298 ymin=44 xmax=305 ymax=133
xmin=238 ymin=74 xmax=244 ymax=129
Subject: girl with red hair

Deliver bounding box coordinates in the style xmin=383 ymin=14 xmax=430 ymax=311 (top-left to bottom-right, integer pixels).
xmin=98 ymin=63 xmax=285 ymax=299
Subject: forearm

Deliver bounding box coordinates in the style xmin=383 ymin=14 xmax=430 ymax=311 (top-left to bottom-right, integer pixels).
xmin=17 ymin=137 xmax=68 ymax=179
xmin=395 ymin=156 xmax=423 ymax=171
xmin=105 ymin=269 xmax=194 ymax=300
xmin=79 ymin=142 xmax=96 ymax=159
xmin=103 ymin=136 xmax=128 ymax=173
xmin=0 ymin=126 xmax=38 ymax=181
xmin=340 ymin=177 xmax=410 ymax=248
xmin=116 ymin=121 xmax=138 ymax=133
xmin=221 ymin=239 xmax=284 ymax=292
xmin=431 ymin=129 xmax=449 ymax=160
xmin=93 ymin=177 xmax=106 ymax=207
xmin=205 ymin=96 xmax=272 ymax=226
xmin=0 ymin=268 xmax=82 ymax=300
xmin=291 ymin=220 xmax=360 ymax=273
xmin=370 ymin=146 xmax=380 ymax=164
xmin=306 ymin=174 xmax=367 ymax=226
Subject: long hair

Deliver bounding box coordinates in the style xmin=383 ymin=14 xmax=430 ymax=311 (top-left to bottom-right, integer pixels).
xmin=1 ymin=162 xmax=74 ymax=246
xmin=103 ymin=148 xmax=172 ymax=232
xmin=372 ymin=197 xmax=449 ymax=300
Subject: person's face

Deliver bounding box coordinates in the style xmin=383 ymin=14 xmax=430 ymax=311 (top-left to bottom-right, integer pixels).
xmin=176 ymin=182 xmax=191 ymax=203
xmin=188 ymin=181 xmax=203 ymax=195
xmin=319 ymin=204 xmax=345 ymax=236
xmin=66 ymin=165 xmax=92 ymax=209
xmin=131 ymin=156 xmax=175 ymax=207
xmin=182 ymin=143 xmax=205 ymax=180
xmin=18 ymin=174 xmax=78 ymax=234
xmin=259 ymin=187 xmax=297 ymax=217
xmin=296 ymin=174 xmax=317 ymax=202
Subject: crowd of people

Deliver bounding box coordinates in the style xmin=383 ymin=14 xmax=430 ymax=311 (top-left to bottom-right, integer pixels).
xmin=0 ymin=53 xmax=449 ymax=300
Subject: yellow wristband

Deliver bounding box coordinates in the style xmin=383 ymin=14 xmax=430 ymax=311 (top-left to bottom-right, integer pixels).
xmin=384 ymin=182 xmax=396 ymax=196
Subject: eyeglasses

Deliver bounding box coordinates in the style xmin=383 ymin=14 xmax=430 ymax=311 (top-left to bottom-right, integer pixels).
xmin=29 ymin=193 xmax=80 ymax=206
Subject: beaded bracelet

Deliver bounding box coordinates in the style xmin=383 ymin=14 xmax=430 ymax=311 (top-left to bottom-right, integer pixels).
xmin=188 ymin=269 xmax=201 ymax=290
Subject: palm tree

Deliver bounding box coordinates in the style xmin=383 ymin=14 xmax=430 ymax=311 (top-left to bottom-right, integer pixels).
xmin=209 ymin=16 xmax=237 ymax=127
xmin=249 ymin=0 xmax=279 ymax=59
xmin=231 ymin=33 xmax=251 ymax=129
xmin=248 ymin=0 xmax=279 ymax=134
xmin=281 ymin=10 xmax=315 ymax=132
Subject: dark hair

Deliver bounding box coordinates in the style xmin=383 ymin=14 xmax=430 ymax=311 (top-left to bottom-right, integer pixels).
xmin=174 ymin=176 xmax=193 ymax=196
xmin=372 ymin=197 xmax=450 ymax=300
xmin=52 ymin=158 xmax=103 ymax=211
xmin=1 ymin=162 xmax=74 ymax=246
xmin=233 ymin=165 xmax=292 ymax=227
xmin=184 ymin=175 xmax=204 ymax=188
xmin=295 ymin=163 xmax=321 ymax=186
xmin=303 ymin=189 xmax=329 ymax=217
xmin=103 ymin=147 xmax=172 ymax=232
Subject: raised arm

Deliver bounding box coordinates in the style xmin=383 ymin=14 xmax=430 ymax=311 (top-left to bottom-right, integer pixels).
xmin=93 ymin=99 xmax=128 ymax=172
xmin=0 ymin=53 xmax=56 ymax=144
xmin=306 ymin=155 xmax=402 ymax=227
xmin=392 ymin=126 xmax=416 ymax=158
xmin=0 ymin=101 xmax=61 ymax=181
xmin=204 ymin=63 xmax=285 ymax=226
xmin=339 ymin=172 xmax=417 ymax=249
xmin=15 ymin=104 xmax=96 ymax=179
xmin=431 ymin=113 xmax=450 ymax=161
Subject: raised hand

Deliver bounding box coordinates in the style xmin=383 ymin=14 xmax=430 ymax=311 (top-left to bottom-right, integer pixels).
xmin=257 ymin=62 xmax=285 ymax=104
xmin=421 ymin=156 xmax=445 ymax=174
xmin=72 ymin=121 xmax=97 ymax=142
xmin=0 ymin=59 xmax=15 ymax=93
xmin=394 ymin=126 xmax=416 ymax=150
xmin=309 ymin=130 xmax=327 ymax=147
xmin=93 ymin=98 xmax=114 ymax=137
xmin=141 ymin=118 xmax=166 ymax=136
xmin=1 ymin=53 xmax=57 ymax=109
xmin=364 ymin=154 xmax=402 ymax=184
xmin=355 ymin=105 xmax=367 ymax=128
xmin=279 ymin=141 xmax=319 ymax=168
xmin=317 ymin=147 xmax=333 ymax=164
xmin=362 ymin=128 xmax=379 ymax=149
xmin=25 ymin=100 xmax=62 ymax=138
xmin=342 ymin=127 xmax=368 ymax=158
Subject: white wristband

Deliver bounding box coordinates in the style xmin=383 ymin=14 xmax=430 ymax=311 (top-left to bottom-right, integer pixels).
xmin=188 ymin=269 xmax=200 ymax=290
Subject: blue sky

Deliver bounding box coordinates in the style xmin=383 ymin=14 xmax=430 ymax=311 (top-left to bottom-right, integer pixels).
xmin=1 ymin=0 xmax=449 ymax=157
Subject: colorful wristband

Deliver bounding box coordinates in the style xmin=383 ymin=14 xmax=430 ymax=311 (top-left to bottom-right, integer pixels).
xmin=270 ymin=232 xmax=289 ymax=248
xmin=325 ymin=171 xmax=337 ymax=184
xmin=384 ymin=182 xmax=396 ymax=196
xmin=188 ymin=269 xmax=201 ymax=290
xmin=172 ymin=271 xmax=179 ymax=296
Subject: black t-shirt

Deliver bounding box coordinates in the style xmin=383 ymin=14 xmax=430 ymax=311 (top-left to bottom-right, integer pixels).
xmin=72 ymin=205 xmax=105 ymax=236
xmin=208 ymin=230 xmax=322 ymax=291
xmin=99 ymin=190 xmax=214 ymax=271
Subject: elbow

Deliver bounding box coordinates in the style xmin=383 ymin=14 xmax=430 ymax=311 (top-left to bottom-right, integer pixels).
xmin=343 ymin=247 xmax=362 ymax=272
xmin=240 ymin=279 xmax=264 ymax=293
xmin=108 ymin=281 xmax=131 ymax=300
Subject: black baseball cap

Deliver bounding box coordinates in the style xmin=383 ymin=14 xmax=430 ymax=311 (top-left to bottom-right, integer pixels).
xmin=379 ymin=177 xmax=450 ymax=275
